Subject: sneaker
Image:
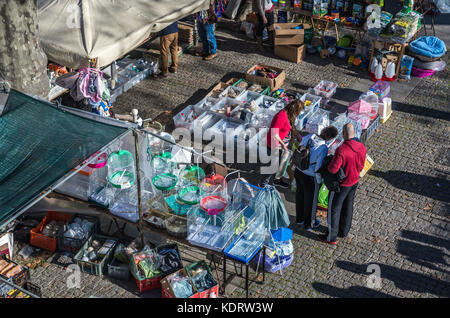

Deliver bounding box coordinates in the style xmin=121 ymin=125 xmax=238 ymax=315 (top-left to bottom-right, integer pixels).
xmin=273 ymin=179 xmax=289 ymax=189
xmin=203 ymin=53 xmax=217 ymax=61
xmin=318 ymin=234 xmax=338 ymax=245
xmin=158 ymin=72 xmax=169 ymax=78
xmin=305 ymin=219 xmax=320 ymax=231
xmin=169 ymin=68 xmax=177 ymax=73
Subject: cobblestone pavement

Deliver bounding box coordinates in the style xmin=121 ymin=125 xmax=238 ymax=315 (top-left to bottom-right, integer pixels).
xmin=19 ymin=26 xmax=450 ymax=298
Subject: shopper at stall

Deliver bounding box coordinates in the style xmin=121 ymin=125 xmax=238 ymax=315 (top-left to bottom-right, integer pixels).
xmin=252 ymin=0 xmax=275 ymax=51
xmin=195 ymin=0 xmax=223 ymax=61
xmin=260 ymin=100 xmax=304 ymax=188
xmin=159 ymin=22 xmax=179 ymax=77
xmin=318 ymin=123 xmax=367 ymax=245
xmin=295 ymin=126 xmax=338 ymax=231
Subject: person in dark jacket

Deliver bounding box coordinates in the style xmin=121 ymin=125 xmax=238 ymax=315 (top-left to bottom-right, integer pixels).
xmin=159 ymin=22 xmax=179 ymax=77
xmin=318 ymin=123 xmax=367 ymax=245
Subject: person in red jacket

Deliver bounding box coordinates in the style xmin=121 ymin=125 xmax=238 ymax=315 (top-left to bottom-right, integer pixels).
xmin=318 ymin=123 xmax=367 ymax=245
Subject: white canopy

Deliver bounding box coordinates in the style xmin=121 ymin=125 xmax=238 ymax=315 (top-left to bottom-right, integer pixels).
xmin=37 ymin=0 xmax=209 ymax=69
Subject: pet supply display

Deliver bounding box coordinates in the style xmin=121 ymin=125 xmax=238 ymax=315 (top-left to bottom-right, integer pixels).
xmin=398 ymin=55 xmax=415 ymax=80
xmin=107 ymin=150 xmax=136 ymax=190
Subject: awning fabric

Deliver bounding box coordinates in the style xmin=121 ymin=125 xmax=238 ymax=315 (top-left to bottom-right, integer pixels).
xmin=0 ymin=89 xmax=127 ymax=225
xmin=37 ymin=0 xmax=209 ymax=68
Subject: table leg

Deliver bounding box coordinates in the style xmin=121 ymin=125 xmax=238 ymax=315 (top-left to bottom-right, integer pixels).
xmin=262 ymin=246 xmax=266 ymax=283
xmin=221 ymin=255 xmax=226 ymax=295
xmin=246 ymin=263 xmax=249 ymax=298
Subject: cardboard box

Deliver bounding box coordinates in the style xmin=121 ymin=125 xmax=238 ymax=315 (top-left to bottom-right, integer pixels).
xmin=273 ymin=23 xmax=311 ymax=46
xmin=245 ymin=64 xmax=286 ymax=92
xmin=206 ymin=82 xmax=229 ymax=98
xmin=274 ymin=44 xmax=305 ymax=64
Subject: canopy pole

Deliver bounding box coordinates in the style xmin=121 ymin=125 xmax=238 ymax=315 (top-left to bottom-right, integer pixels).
xmin=133 ymin=128 xmax=145 ymax=246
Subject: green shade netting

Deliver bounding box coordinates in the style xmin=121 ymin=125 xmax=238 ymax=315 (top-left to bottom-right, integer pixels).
xmin=0 ymin=89 xmax=127 ymax=225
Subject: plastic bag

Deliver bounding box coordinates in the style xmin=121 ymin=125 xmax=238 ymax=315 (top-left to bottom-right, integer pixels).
xmin=317 ymin=183 xmax=329 ymax=209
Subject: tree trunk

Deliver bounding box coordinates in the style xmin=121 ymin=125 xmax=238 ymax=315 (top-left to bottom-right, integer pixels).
xmin=0 ymin=0 xmax=49 ymax=98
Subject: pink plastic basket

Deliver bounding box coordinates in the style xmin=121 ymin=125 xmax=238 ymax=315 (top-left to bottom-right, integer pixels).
xmin=411 ymin=66 xmax=435 ymax=78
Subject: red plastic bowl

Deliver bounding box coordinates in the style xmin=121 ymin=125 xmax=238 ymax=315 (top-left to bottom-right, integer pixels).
xmin=411 ymin=66 xmax=435 ymax=78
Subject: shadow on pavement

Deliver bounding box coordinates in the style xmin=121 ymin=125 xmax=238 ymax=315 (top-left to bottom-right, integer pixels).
xmin=368 ymin=169 xmax=450 ymax=202
xmin=312 ymin=282 xmax=396 ymax=298
xmin=335 ymin=260 xmax=450 ymax=297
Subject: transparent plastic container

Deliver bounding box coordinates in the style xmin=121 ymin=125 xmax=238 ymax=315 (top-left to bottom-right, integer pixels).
xmin=173 ymin=105 xmax=197 ymax=129
xmin=300 ymin=92 xmax=322 ymax=114
xmin=313 ymin=80 xmax=338 ymax=100
xmin=305 ymin=109 xmax=331 ymax=135
xmin=193 ymin=96 xmax=220 ymax=114
xmin=220 ymin=85 xmax=245 ymax=99
xmin=236 ymin=90 xmax=263 ymax=105
xmin=210 ymin=97 xmax=244 ymax=117
xmin=191 ymin=112 xmax=221 ymax=137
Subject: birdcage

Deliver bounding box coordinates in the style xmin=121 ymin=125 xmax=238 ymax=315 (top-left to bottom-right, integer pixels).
xmin=151 ymin=152 xmax=178 ymax=195
xmin=107 ymin=150 xmax=136 ymax=190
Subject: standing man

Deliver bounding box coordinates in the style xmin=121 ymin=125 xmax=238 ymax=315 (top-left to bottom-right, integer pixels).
xmin=195 ymin=0 xmax=221 ymax=61
xmin=252 ymin=0 xmax=275 ymax=51
xmin=159 ymin=21 xmax=178 ymax=77
xmin=318 ymin=123 xmax=367 ymax=245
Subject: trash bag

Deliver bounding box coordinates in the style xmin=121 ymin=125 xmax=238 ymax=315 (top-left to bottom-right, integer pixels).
xmin=317 ymin=183 xmax=329 ymax=209
xmin=250 ymin=185 xmax=290 ymax=230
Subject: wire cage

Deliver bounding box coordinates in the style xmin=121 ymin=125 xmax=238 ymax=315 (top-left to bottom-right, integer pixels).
xmin=107 ymin=150 xmax=136 ymax=190
xmin=151 ymin=152 xmax=178 ymax=196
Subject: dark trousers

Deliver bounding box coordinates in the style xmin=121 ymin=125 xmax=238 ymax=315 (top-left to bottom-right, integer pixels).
xmin=256 ymin=10 xmax=275 ymax=37
xmin=327 ymin=183 xmax=358 ymax=242
xmin=295 ymin=169 xmax=317 ymax=228
xmin=260 ymin=145 xmax=281 ymax=186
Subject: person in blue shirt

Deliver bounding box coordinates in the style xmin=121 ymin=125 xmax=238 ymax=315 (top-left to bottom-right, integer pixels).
xmin=295 ymin=126 xmax=338 ymax=231
xmin=159 ymin=22 xmax=178 ymax=77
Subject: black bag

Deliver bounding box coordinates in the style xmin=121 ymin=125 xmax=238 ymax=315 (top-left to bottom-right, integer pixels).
xmin=319 ymin=156 xmax=346 ymax=193
xmin=293 ymin=138 xmax=313 ymax=171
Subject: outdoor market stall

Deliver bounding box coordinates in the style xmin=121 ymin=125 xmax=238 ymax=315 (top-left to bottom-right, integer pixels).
xmin=0 ymin=87 xmax=294 ymax=298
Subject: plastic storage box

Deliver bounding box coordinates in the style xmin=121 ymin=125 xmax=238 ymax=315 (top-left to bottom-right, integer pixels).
xmin=73 ymin=234 xmax=118 ymax=276
xmin=300 ymin=92 xmax=321 ymax=114
xmin=313 ymin=80 xmax=338 ymax=103
xmin=58 ymin=214 xmax=99 ymax=253
xmin=30 ymin=211 xmax=72 ymax=252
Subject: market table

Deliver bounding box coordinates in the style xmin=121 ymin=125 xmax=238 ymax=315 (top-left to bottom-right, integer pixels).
xmin=46 ymin=191 xmax=266 ymax=298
